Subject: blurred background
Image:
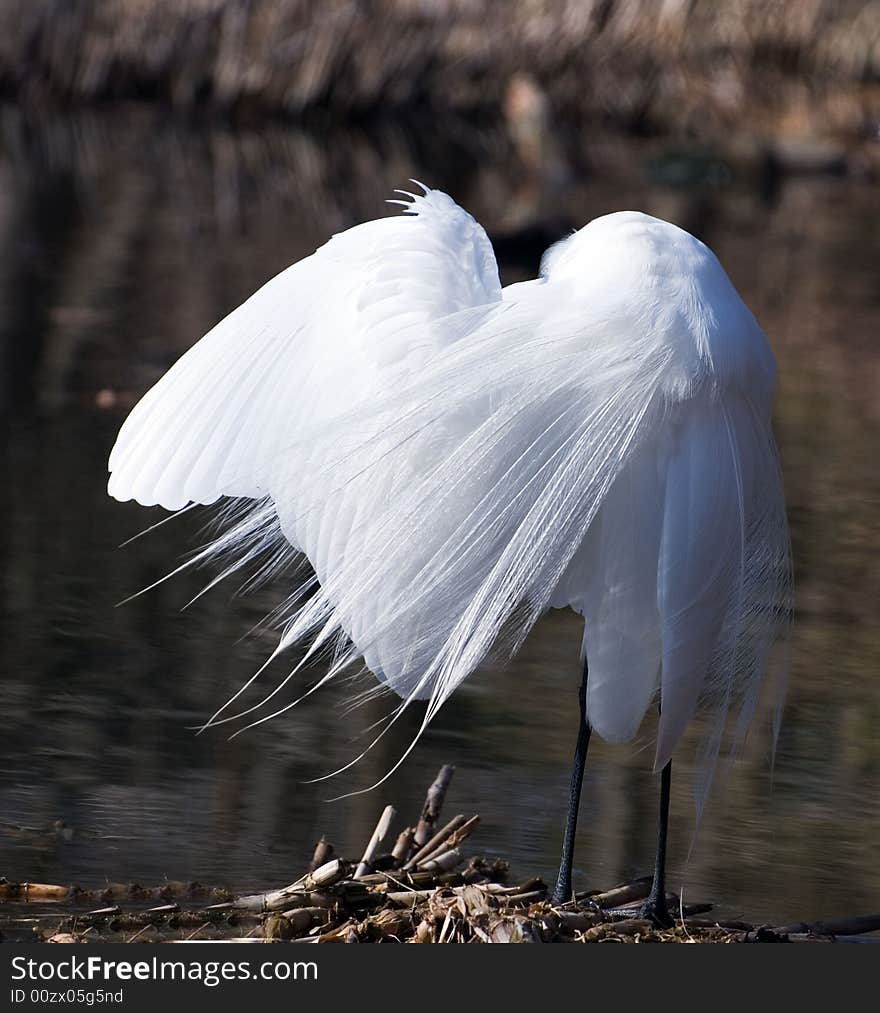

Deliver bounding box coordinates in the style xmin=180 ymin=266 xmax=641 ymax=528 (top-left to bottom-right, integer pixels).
xmin=1 ymin=0 xmax=878 ymax=924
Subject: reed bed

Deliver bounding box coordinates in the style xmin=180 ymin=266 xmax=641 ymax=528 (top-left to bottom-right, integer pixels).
xmin=2 ymin=765 xmax=879 ymax=944
xmin=0 ymin=1 xmax=878 ymax=139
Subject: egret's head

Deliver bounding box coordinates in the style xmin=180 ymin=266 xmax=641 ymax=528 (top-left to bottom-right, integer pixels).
xmin=540 ymin=211 xmax=775 ymax=399
xmin=540 ymin=211 xmax=712 ymax=285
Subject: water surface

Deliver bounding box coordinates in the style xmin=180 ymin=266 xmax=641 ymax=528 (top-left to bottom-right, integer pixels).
xmin=1 ymin=106 xmax=878 ymax=924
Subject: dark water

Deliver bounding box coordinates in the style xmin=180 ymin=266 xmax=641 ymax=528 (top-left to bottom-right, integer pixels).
xmin=1 ymin=105 xmax=878 ymax=925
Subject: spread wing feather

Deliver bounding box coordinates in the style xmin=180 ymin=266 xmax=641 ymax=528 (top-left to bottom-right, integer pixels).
xmin=108 ymin=185 xmax=502 ymax=513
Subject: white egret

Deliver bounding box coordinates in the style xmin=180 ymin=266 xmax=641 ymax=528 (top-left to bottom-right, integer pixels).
xmin=108 ymin=184 xmax=792 ymax=922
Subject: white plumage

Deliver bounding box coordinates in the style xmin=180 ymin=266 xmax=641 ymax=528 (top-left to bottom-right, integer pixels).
xmin=108 ymin=184 xmax=791 ymax=797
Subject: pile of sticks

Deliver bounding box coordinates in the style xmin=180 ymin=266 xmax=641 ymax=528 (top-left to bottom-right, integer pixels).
xmin=2 ymin=765 xmax=879 ymax=944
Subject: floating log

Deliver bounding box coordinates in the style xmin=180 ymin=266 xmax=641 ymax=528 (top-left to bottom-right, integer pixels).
xmin=0 ymin=882 xmax=72 ymax=902
xmin=772 ymin=913 xmax=880 ymax=938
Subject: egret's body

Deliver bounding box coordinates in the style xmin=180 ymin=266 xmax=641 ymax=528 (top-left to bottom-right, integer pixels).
xmin=109 ymin=187 xmax=791 ymax=913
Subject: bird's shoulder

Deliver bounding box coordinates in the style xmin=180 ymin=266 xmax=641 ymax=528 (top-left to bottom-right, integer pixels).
xmin=522 ymin=213 xmax=776 ymax=401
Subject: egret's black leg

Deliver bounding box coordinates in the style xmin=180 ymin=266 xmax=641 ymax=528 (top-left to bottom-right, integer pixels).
xmin=551 ymin=659 xmax=591 ymax=905
xmin=640 ymin=757 xmax=673 ymax=927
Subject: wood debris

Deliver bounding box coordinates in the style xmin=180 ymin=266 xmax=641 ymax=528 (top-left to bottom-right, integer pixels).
xmin=2 ymin=765 xmax=878 ymax=944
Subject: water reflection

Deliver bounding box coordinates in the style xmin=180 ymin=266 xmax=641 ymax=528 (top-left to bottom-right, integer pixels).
xmin=1 ymin=105 xmax=878 ymax=924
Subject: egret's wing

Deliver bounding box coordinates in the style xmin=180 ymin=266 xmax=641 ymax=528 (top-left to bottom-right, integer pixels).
xmin=110 ymin=197 xmax=791 ymax=797
xmin=264 ymin=280 xmax=674 ymax=717
xmin=264 ymin=281 xmax=789 ymax=787
xmin=108 ymin=185 xmax=502 ymax=512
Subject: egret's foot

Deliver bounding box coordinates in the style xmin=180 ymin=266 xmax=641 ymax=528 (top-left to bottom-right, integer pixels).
xmin=550 ymin=874 xmax=573 ymax=907
xmin=638 ymin=894 xmax=673 ymax=929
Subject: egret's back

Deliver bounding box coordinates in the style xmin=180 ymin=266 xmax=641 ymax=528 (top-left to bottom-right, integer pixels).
xmin=543 ymin=213 xmax=788 ymax=768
